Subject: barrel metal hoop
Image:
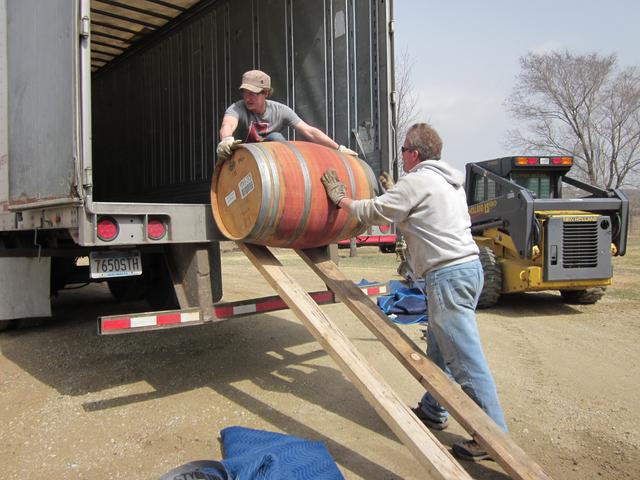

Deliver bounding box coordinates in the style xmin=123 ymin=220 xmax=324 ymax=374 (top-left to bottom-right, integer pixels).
xmin=243 ymin=144 xmax=278 ymax=240
xmin=284 ymin=142 xmax=313 ymax=246
xmin=358 ymin=157 xmax=379 ymax=195
xmin=254 ymin=144 xmax=282 ymax=239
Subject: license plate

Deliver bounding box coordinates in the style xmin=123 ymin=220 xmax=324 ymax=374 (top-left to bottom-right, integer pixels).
xmin=90 ymin=250 xmax=142 ymax=279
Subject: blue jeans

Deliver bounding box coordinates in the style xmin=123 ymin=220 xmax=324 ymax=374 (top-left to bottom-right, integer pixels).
xmin=262 ymin=132 xmax=287 ymax=142
xmin=419 ymin=259 xmax=508 ymax=432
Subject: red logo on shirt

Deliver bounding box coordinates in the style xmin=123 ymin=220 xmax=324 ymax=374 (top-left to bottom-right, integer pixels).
xmin=246 ymin=121 xmax=270 ymax=142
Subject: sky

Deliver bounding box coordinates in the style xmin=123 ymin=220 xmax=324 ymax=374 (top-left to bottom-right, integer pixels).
xmin=393 ymin=0 xmax=640 ymax=171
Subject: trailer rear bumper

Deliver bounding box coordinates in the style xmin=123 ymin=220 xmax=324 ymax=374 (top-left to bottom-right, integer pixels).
xmin=98 ymin=283 xmax=388 ymax=335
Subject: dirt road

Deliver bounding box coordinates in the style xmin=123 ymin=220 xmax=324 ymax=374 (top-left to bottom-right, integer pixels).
xmin=1 ymin=243 xmax=638 ymax=479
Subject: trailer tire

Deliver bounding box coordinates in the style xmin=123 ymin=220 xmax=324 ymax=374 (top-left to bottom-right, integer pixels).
xmin=478 ymin=246 xmax=502 ymax=309
xmin=0 ymin=320 xmax=13 ymax=332
xmin=15 ymin=317 xmax=47 ymax=329
xmin=107 ymin=276 xmax=145 ymax=301
xmin=560 ymin=287 xmax=606 ymax=304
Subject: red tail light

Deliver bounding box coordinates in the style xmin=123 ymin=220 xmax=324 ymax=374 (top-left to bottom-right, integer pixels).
xmin=515 ymin=156 xmax=540 ymax=165
xmin=379 ymin=225 xmax=391 ymax=234
xmin=97 ymin=216 xmax=119 ymax=242
xmin=147 ymin=217 xmax=167 ymax=240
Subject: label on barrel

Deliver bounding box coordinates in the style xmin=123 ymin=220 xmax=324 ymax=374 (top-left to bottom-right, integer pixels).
xmin=239 ymin=173 xmax=255 ymax=199
xmin=225 ymin=190 xmax=237 ymax=206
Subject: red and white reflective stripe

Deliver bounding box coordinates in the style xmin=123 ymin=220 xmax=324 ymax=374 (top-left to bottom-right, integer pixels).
xmin=98 ymin=284 xmax=388 ymax=334
xmin=362 ymin=284 xmax=387 ymax=296
xmin=213 ymin=285 xmax=386 ymax=320
xmin=100 ymin=309 xmax=201 ymax=334
xmin=214 ymin=291 xmax=335 ymax=319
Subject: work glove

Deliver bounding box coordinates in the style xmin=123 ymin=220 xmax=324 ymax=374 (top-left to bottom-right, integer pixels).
xmin=379 ymin=171 xmax=394 ymax=191
xmin=395 ymin=233 xmax=407 ymax=262
xmin=337 ymin=145 xmax=358 ymax=156
xmin=321 ymin=169 xmax=347 ymax=207
xmin=216 ymin=136 xmax=242 ymax=160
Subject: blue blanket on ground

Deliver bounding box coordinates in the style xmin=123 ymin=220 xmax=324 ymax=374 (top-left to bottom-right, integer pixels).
xmin=160 ymin=427 xmax=344 ymax=480
xmin=376 ymin=279 xmax=428 ymax=325
xmin=220 ymin=427 xmax=344 ymax=480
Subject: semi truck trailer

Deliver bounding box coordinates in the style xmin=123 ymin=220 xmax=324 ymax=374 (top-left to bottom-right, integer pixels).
xmin=0 ymin=0 xmax=395 ymax=331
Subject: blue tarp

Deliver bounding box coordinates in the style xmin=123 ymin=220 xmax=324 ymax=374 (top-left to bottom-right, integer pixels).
xmin=220 ymin=427 xmax=344 ymax=480
xmin=161 ymin=427 xmax=344 ymax=480
xmin=376 ymin=279 xmax=428 ymax=325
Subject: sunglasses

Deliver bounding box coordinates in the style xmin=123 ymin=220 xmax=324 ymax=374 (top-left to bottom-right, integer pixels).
xmin=401 ymin=146 xmax=414 ymax=153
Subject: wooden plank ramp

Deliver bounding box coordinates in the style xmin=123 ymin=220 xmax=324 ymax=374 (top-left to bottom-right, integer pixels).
xmin=296 ymin=247 xmax=553 ymax=480
xmin=238 ymin=242 xmax=471 ymax=480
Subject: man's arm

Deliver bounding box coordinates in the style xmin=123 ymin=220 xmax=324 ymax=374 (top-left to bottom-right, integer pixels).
xmin=321 ymin=169 xmax=410 ymax=226
xmin=217 ymin=114 xmax=241 ymax=160
xmin=337 ymin=197 xmax=354 ymax=211
xmin=219 ymin=115 xmax=239 ymax=139
xmin=294 ymin=120 xmax=339 ymax=149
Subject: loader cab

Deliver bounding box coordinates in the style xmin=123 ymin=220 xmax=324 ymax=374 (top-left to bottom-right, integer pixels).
xmin=466 ymin=156 xmax=573 ymax=203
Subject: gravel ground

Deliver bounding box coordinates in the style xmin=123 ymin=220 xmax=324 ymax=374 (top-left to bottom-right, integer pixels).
xmin=1 ymin=243 xmax=638 ymax=479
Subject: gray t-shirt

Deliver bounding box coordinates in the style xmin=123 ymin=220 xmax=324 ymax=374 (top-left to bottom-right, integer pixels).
xmin=225 ymin=99 xmax=302 ymax=142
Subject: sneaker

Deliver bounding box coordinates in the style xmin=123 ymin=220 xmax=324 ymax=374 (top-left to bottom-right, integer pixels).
xmin=410 ymin=404 xmax=449 ymax=430
xmin=452 ymin=439 xmax=491 ymax=462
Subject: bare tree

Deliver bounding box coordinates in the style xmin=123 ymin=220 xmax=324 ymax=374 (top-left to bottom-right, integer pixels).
xmin=394 ymin=47 xmax=421 ymax=175
xmin=505 ymin=51 xmax=640 ymax=189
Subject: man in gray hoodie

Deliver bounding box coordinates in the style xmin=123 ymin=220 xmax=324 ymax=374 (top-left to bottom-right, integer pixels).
xmin=321 ymin=123 xmax=507 ymax=462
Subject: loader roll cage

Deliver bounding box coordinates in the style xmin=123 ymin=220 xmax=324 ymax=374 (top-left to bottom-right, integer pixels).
xmin=465 ymin=158 xmax=630 ymax=260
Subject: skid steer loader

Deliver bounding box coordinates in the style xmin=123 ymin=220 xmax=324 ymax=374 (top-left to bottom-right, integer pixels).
xmin=465 ymin=156 xmax=629 ymax=308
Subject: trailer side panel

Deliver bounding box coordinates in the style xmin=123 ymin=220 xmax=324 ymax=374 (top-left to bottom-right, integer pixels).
xmin=6 ymin=0 xmax=77 ymax=204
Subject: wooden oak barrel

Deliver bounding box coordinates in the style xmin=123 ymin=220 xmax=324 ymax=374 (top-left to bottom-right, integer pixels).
xmin=211 ymin=141 xmax=378 ymax=248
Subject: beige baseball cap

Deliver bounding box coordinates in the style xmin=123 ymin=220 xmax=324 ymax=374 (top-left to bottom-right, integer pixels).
xmin=239 ymin=70 xmax=271 ymax=93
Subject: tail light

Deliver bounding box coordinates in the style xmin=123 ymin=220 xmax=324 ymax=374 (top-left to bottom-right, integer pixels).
xmin=515 ymin=156 xmax=572 ymax=166
xmin=97 ymin=216 xmax=119 ymax=242
xmin=147 ymin=217 xmax=167 ymax=240
xmin=379 ymin=225 xmax=391 ymax=233
xmin=515 ymin=157 xmax=539 ymax=165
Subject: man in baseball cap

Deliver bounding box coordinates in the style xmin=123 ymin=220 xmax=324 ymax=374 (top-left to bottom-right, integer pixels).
xmin=216 ymin=69 xmax=357 ymax=160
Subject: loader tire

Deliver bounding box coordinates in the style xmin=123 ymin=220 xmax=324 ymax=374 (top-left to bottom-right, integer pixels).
xmin=478 ymin=246 xmax=502 ymax=309
xmin=560 ymin=287 xmax=606 ymax=304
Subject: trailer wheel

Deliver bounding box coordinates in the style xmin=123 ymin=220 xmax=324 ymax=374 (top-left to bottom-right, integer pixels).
xmin=107 ymin=276 xmax=145 ymax=302
xmin=15 ymin=317 xmax=47 ymax=329
xmin=478 ymin=246 xmax=502 ymax=309
xmin=560 ymin=287 xmax=606 ymax=304
xmin=0 ymin=320 xmax=13 ymax=332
